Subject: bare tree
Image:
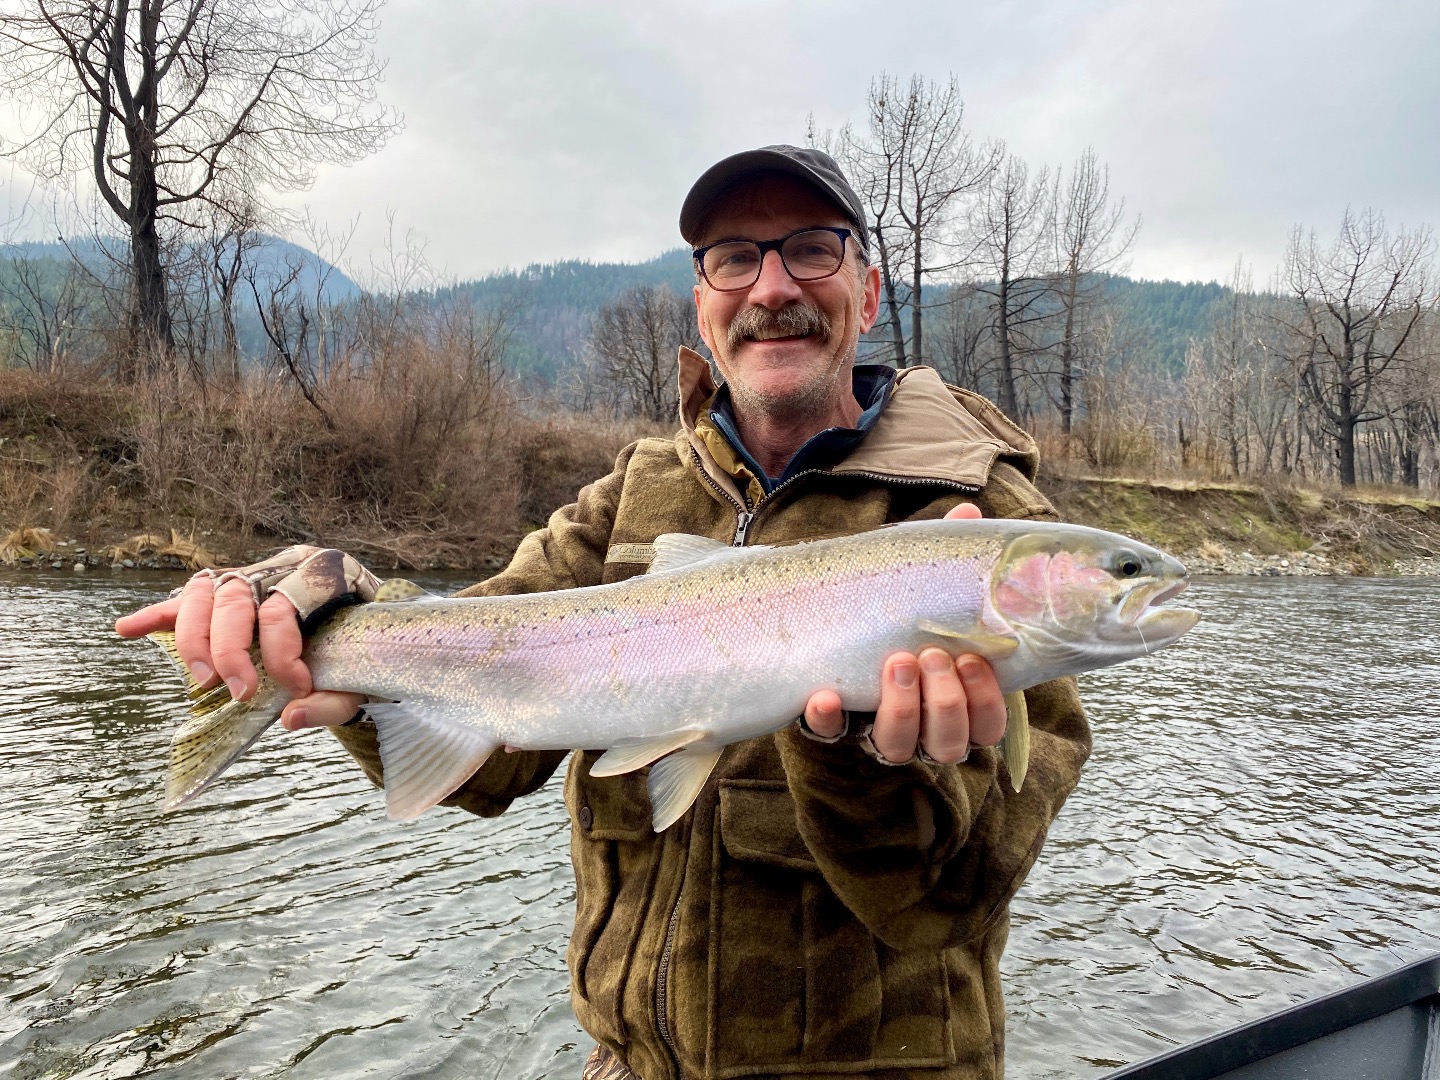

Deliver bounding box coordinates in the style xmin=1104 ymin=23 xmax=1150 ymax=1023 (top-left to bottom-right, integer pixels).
xmin=1047 ymin=147 xmax=1139 ymax=436
xmin=829 ymin=74 xmax=996 ymax=367
xmin=969 ymin=152 xmax=1053 ymax=420
xmin=1278 ymin=208 xmax=1435 ymax=486
xmin=0 ymin=0 xmax=400 ymax=369
xmin=586 ymin=285 xmax=698 ymax=421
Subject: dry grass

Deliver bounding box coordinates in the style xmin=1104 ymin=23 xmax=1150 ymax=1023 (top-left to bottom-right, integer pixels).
xmin=0 ymin=352 xmax=656 ymax=569
xmin=0 ymin=525 xmax=56 ymax=564
xmin=106 ymin=528 xmax=218 ymax=570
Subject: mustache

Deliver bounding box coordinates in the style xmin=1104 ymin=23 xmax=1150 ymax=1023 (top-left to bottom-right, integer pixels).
xmin=726 ymin=302 xmax=832 ymax=350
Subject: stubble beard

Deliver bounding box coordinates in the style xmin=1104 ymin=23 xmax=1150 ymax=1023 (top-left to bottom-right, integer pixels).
xmin=721 ymin=301 xmax=854 ymax=424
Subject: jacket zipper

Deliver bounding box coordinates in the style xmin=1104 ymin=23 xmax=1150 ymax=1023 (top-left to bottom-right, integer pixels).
xmin=654 ymin=895 xmax=683 ymax=1066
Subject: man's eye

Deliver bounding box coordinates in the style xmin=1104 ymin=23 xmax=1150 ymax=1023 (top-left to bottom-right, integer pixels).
xmin=716 ymin=250 xmax=757 ymax=268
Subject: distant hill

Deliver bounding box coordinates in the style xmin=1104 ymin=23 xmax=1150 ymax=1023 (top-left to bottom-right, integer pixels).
xmin=0 ymin=235 xmax=361 ymax=304
xmin=445 ymin=248 xmax=1228 ymax=383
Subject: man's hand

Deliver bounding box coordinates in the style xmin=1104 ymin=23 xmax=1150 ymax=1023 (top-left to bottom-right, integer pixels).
xmin=114 ymin=548 xmax=369 ymax=731
xmin=801 ymin=502 xmax=1007 ymax=764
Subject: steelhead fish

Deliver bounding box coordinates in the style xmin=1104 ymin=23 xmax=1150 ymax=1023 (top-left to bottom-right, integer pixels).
xmin=149 ymin=519 xmax=1200 ymax=830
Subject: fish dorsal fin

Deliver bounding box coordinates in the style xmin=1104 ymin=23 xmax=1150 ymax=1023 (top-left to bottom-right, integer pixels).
xmin=648 ymin=534 xmax=760 ymax=575
xmin=365 ymin=701 xmax=496 ymax=820
xmin=589 ymin=729 xmax=706 ymax=777
xmin=915 ymin=621 xmax=1020 ymax=660
xmin=374 ymin=579 xmax=438 ymax=602
xmin=1000 ymin=690 xmax=1030 ymax=793
xmin=648 ymin=745 xmax=724 ymax=831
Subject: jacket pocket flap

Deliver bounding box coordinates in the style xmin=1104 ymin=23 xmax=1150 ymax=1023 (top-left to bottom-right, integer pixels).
xmin=573 ymin=757 xmax=655 ymax=841
xmin=719 ymin=781 xmax=819 ymax=872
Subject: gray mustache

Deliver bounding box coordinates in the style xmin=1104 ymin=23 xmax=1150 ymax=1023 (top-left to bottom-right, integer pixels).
xmin=727 ymin=303 xmax=832 ymax=349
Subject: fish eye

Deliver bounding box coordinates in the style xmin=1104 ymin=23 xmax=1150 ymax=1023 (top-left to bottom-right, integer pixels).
xmin=1115 ymin=553 xmax=1143 ymax=578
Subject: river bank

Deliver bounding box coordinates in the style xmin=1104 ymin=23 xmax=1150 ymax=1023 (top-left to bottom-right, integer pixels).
xmin=5 ymin=473 xmax=1440 ymax=579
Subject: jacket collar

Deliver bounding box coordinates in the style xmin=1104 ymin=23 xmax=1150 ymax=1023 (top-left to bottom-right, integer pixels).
xmin=675 ymin=346 xmax=1038 ymax=503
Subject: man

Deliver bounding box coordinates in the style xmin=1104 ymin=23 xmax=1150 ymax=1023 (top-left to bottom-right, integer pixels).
xmin=118 ymin=145 xmax=1089 ymax=1080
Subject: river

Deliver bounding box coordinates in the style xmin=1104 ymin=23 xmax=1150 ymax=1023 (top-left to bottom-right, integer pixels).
xmin=2 ymin=569 xmax=1438 ymax=1079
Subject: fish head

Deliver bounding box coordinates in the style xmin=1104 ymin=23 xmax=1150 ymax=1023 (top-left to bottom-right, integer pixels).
xmin=991 ymin=526 xmax=1200 ymax=671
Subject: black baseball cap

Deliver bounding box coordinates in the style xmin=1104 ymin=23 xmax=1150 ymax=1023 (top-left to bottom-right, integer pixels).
xmin=679 ymin=144 xmax=869 ymax=250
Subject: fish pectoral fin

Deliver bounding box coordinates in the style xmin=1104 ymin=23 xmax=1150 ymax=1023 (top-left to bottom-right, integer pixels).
xmin=648 ymin=534 xmax=767 ymax=575
xmin=999 ymin=690 xmax=1030 ymax=793
xmin=589 ymin=730 xmax=707 ymax=777
xmin=647 ymin=745 xmax=724 ymax=832
xmin=166 ymin=684 xmax=289 ymax=812
xmin=914 ymin=621 xmax=1020 ymax=660
xmin=374 ymin=579 xmax=439 ymax=602
xmin=365 ymin=702 xmax=497 ymax=821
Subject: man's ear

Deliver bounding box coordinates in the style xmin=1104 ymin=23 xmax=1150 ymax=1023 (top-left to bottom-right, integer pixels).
xmin=858 ymin=262 xmax=882 ymax=334
xmin=693 ymin=283 xmax=716 ymax=353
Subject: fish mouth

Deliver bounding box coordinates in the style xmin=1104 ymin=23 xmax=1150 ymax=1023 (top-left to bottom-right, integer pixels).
xmin=1119 ymin=576 xmax=1199 ymax=644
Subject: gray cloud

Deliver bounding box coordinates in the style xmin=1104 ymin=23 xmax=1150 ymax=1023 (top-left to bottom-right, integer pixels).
xmin=5 ymin=0 xmax=1438 ymax=285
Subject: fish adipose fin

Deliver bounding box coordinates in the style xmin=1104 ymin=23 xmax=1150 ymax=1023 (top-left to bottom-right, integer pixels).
xmin=648 ymin=745 xmax=724 ymax=832
xmin=914 ymin=622 xmax=1020 ymax=660
xmin=589 ymin=730 xmax=706 ymax=777
xmin=148 ymin=631 xmax=291 ymax=811
xmin=364 ymin=702 xmax=496 ymax=821
xmin=1000 ymin=690 xmax=1030 ymax=793
xmin=648 ymin=534 xmax=765 ymax=575
xmin=374 ymin=579 xmax=439 ymax=602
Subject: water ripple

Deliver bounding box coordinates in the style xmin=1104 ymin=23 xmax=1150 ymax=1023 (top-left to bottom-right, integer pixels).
xmin=3 ymin=571 xmax=1439 ymax=1077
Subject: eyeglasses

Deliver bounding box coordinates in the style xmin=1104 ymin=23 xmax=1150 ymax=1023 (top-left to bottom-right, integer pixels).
xmin=692 ymin=227 xmax=857 ymax=292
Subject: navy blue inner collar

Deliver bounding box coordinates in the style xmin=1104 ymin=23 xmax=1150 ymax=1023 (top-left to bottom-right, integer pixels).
xmin=708 ymin=364 xmax=898 ymax=495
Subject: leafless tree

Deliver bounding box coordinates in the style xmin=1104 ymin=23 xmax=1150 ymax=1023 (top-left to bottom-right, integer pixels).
xmin=1278 ymin=208 xmax=1435 ymax=486
xmin=1046 ymin=147 xmax=1139 ymax=436
xmin=586 ymin=285 xmax=698 ymax=421
xmin=969 ymin=152 xmax=1053 ymax=420
xmin=0 ymin=0 xmax=400 ymax=370
xmin=828 ymin=75 xmax=996 ymax=368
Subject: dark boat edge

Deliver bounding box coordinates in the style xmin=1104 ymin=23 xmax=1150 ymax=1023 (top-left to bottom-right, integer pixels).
xmin=1102 ymin=954 xmax=1440 ymax=1080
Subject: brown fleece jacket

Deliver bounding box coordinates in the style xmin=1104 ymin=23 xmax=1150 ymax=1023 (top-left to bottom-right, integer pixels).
xmin=332 ymin=348 xmax=1091 ymax=1080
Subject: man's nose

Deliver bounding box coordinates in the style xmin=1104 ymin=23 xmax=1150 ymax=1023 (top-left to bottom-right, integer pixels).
xmin=746 ymin=249 xmax=804 ymax=308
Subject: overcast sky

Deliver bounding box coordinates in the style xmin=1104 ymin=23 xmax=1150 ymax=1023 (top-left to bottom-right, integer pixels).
xmin=3 ymin=0 xmax=1438 ymax=286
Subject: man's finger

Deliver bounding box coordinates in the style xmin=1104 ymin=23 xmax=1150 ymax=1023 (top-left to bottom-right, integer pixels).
xmin=870 ymin=653 xmax=921 ymax=763
xmin=945 ymin=501 xmax=982 ymax=521
xmin=114 ymin=597 xmax=181 ymax=639
xmin=956 ymin=655 xmax=1007 ymax=746
xmin=281 ymin=691 xmax=368 ymax=731
xmin=803 ymin=689 xmax=845 ymax=738
xmin=258 ymin=594 xmax=313 ymax=698
xmin=917 ymin=648 xmax=970 ymax=764
xmin=174 ymin=574 xmax=219 ymax=687
xmin=209 ymin=578 xmax=261 ymax=700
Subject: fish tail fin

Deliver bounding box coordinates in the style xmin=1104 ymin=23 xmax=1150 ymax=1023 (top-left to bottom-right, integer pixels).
xmin=363 ymin=702 xmax=496 ymax=821
xmin=999 ymin=690 xmax=1030 ymax=793
xmin=165 ymin=686 xmax=290 ymax=811
xmin=149 ymin=631 xmax=291 ymax=811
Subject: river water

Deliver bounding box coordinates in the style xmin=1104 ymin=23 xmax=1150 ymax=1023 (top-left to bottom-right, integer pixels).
xmin=2 ymin=569 xmax=1438 ymax=1079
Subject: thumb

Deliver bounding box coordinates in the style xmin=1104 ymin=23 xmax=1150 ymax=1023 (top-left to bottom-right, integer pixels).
xmin=945 ymin=501 xmax=983 ymax=521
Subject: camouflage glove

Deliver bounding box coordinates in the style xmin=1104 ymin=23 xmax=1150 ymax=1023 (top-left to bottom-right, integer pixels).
xmin=211 ymin=545 xmax=382 ymax=635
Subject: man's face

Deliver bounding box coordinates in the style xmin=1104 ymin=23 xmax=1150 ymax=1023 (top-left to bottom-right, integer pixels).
xmin=692 ymin=175 xmax=882 ymax=423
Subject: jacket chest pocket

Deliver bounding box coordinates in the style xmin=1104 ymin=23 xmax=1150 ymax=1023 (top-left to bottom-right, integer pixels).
xmin=705 ymin=781 xmax=954 ymax=1075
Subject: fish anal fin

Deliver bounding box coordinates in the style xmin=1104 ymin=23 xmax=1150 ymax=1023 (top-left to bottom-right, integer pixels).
xmin=1000 ymin=690 xmax=1030 ymax=793
xmin=165 ymin=684 xmax=289 ymax=811
xmin=366 ymin=701 xmax=496 ymax=821
xmin=915 ymin=621 xmax=1020 ymax=660
xmin=589 ymin=729 xmax=707 ymax=777
xmin=374 ymin=579 xmax=438 ymax=602
xmin=648 ymin=745 xmax=723 ymax=831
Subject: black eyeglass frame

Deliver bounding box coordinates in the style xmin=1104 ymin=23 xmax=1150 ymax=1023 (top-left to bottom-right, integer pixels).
xmin=691 ymin=226 xmax=863 ymax=292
